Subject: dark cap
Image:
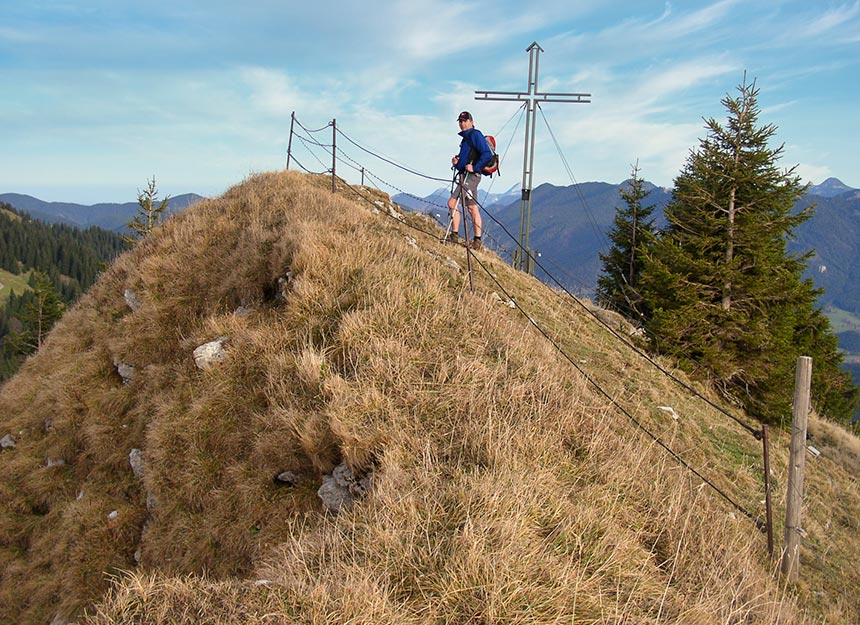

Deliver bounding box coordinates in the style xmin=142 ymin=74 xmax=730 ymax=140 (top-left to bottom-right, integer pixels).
xmin=457 ymin=111 xmax=472 ymax=121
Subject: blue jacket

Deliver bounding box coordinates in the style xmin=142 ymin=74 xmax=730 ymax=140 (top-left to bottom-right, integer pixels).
xmin=455 ymin=127 xmax=493 ymax=174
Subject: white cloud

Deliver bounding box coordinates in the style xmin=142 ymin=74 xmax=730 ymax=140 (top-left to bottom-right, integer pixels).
xmin=628 ymin=57 xmax=738 ymax=110
xmin=795 ymin=163 xmax=832 ymax=186
xmin=238 ymin=67 xmax=320 ymax=118
xmin=797 ymin=1 xmax=860 ymax=38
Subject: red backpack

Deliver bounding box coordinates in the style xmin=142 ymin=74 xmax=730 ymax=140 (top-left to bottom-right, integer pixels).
xmin=481 ymin=135 xmax=500 ymax=176
xmin=467 ymin=134 xmax=500 ymax=176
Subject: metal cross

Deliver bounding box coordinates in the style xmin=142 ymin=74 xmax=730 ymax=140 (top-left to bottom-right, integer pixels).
xmin=475 ymin=42 xmax=591 ymax=273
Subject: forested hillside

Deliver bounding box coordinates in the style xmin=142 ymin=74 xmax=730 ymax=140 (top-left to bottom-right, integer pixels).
xmin=0 ymin=201 xmax=128 ymax=379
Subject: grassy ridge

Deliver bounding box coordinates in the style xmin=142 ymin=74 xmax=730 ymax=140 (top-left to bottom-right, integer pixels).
xmin=1 ymin=171 xmax=858 ymax=624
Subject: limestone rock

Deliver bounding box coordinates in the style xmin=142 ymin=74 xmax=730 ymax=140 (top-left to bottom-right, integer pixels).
xmin=193 ymin=336 xmax=229 ymax=370
xmin=274 ymin=470 xmax=300 ymax=486
xmin=46 ymin=458 xmax=65 ymax=468
xmin=129 ymin=448 xmax=144 ymax=479
xmin=373 ymin=201 xmax=404 ymax=221
xmin=657 ymin=406 xmax=679 ymax=420
xmin=115 ymin=362 xmax=136 ymax=384
xmin=0 ymin=433 xmax=16 ymax=450
xmin=491 ymin=292 xmax=516 ymax=309
xmin=124 ymin=288 xmax=140 ymax=311
xmin=276 ymin=271 xmax=294 ymax=303
xmin=317 ymin=475 xmax=353 ymax=514
xmin=317 ymin=463 xmax=373 ymax=513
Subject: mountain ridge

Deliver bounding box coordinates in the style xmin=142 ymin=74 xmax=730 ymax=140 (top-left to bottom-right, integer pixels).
xmin=3 ymin=171 xmax=858 ymax=624
xmin=394 ymin=177 xmax=858 ymax=307
xmin=0 ymin=192 xmax=206 ymax=232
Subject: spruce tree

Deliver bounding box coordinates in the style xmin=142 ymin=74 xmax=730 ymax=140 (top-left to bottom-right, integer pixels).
xmin=126 ymin=176 xmax=170 ymax=242
xmin=639 ymin=78 xmax=858 ymax=424
xmin=597 ymin=161 xmax=657 ymax=320
xmin=7 ymin=271 xmax=65 ymax=355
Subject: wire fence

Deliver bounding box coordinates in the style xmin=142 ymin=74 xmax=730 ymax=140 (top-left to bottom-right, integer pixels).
xmin=284 ymin=113 xmax=854 ymax=579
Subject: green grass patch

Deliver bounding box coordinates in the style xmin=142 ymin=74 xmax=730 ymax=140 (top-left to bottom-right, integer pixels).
xmin=0 ymin=268 xmax=32 ymax=305
xmin=824 ymin=305 xmax=860 ymax=333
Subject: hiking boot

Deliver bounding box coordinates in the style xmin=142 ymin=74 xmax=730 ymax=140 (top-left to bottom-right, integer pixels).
xmin=470 ymin=237 xmax=482 ymax=250
xmin=446 ymin=232 xmax=460 ymax=245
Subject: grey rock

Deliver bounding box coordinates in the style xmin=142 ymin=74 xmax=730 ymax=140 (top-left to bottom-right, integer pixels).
xmin=276 ymin=271 xmax=294 ymax=302
xmin=129 ymin=448 xmax=144 ymax=479
xmin=124 ymin=288 xmax=140 ymax=311
xmin=193 ymin=336 xmax=229 ymax=370
xmin=46 ymin=458 xmax=65 ymax=468
xmin=350 ymin=474 xmax=373 ymax=498
xmin=146 ymin=494 xmax=157 ymax=511
xmin=275 ymin=470 xmax=300 ymax=486
xmin=317 ymin=462 xmax=374 ymax=513
xmin=317 ymin=474 xmax=353 ymax=514
xmin=0 ymin=433 xmax=16 ymax=449
xmin=115 ymin=361 xmax=136 ymax=384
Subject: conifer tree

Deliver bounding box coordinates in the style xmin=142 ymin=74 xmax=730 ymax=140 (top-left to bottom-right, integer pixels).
xmin=597 ymin=161 xmax=657 ymax=320
xmin=7 ymin=271 xmax=65 ymax=355
xmin=126 ymin=176 xmax=170 ymax=242
xmin=639 ymin=78 xmax=858 ymax=424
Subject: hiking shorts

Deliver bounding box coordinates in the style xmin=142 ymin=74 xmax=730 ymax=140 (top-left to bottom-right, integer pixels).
xmin=450 ymin=172 xmax=481 ymax=207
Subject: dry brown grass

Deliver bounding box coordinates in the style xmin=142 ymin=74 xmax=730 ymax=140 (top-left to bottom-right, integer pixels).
xmin=0 ymin=171 xmax=858 ymax=624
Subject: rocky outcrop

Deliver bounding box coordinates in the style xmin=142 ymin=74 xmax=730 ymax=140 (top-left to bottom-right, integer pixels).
xmin=317 ymin=463 xmax=373 ymax=513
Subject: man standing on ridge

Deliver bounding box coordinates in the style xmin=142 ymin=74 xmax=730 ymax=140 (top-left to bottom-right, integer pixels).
xmin=447 ymin=111 xmax=492 ymax=250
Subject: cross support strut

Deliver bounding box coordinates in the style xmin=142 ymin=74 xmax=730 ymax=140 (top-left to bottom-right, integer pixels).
xmin=475 ymin=42 xmax=591 ymax=273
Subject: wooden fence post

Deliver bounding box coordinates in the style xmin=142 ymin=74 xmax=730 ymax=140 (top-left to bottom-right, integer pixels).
xmin=781 ymin=356 xmax=812 ymax=581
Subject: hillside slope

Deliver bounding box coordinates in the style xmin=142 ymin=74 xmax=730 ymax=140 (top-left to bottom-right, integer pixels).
xmin=1 ymin=172 xmax=858 ymax=625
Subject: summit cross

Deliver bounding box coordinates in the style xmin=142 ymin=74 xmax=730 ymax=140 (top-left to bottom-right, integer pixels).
xmin=475 ymin=42 xmax=591 ymax=273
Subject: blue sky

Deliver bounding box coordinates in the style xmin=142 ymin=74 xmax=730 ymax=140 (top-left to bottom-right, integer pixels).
xmin=1 ymin=0 xmax=858 ymax=204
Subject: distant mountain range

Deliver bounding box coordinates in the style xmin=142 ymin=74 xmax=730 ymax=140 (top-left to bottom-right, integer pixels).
xmin=0 ymin=193 xmax=206 ymax=232
xmin=395 ymin=177 xmax=857 ymax=307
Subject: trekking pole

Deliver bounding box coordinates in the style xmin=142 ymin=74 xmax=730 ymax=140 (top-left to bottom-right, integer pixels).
xmin=441 ymin=170 xmax=458 ymax=243
xmin=458 ymin=171 xmax=475 ymax=292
